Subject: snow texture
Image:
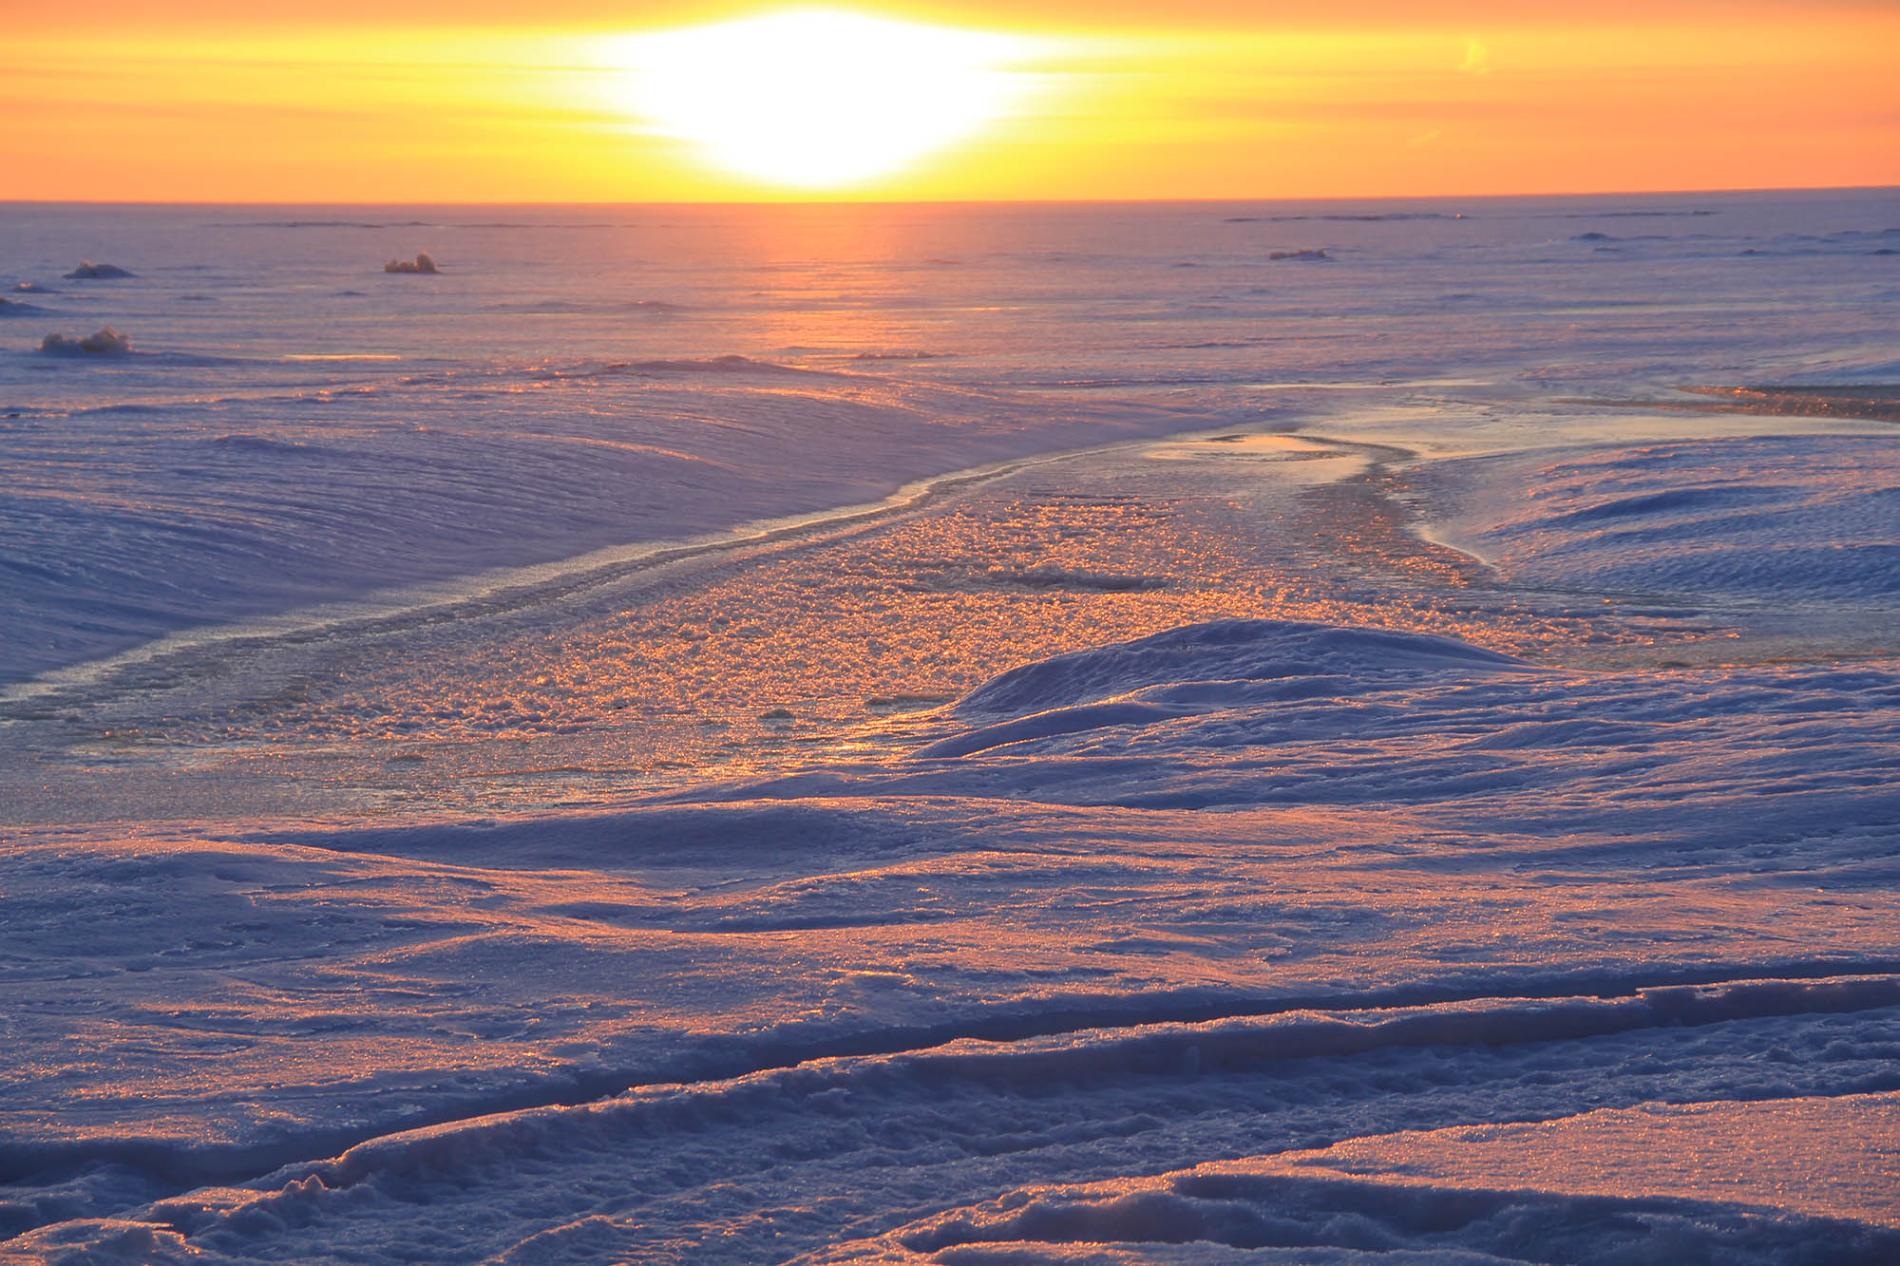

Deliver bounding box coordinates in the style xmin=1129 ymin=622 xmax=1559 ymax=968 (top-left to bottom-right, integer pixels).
xmin=1 ymin=190 xmax=1897 ymax=1263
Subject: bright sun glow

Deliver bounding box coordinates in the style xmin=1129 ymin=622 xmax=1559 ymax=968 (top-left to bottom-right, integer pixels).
xmin=608 ymin=9 xmax=1032 ymax=188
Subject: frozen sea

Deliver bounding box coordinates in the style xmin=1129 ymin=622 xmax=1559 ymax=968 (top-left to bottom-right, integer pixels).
xmin=2 ymin=191 xmax=1898 ymax=1263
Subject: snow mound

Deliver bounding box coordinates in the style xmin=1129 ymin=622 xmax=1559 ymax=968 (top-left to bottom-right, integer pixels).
xmin=62 ymin=261 xmax=136 ymax=280
xmin=740 ymin=615 xmax=1900 ymax=818
xmin=39 ymin=327 xmax=133 ymax=356
xmin=953 ymin=619 xmax=1520 ymax=720
xmin=912 ymin=619 xmax=1527 ymax=763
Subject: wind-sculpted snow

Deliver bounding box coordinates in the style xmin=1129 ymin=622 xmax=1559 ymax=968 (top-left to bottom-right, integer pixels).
xmin=913 ymin=622 xmax=1523 ymax=760
xmin=815 ymin=1098 xmax=1900 ymax=1263
xmin=0 ymin=363 xmax=1175 ymax=684
xmin=4 ymin=617 xmax=1898 ymax=1259
xmin=3 ymin=191 xmax=1898 ymax=1262
xmin=953 ymin=620 xmax=1521 ymax=718
xmin=1431 ymin=435 xmax=1900 ymax=605
xmin=757 ymin=620 xmax=1900 ymax=832
xmin=60 ymin=262 xmax=136 ymax=281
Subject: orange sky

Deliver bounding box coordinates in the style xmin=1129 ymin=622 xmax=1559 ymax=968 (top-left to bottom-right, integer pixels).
xmin=5 ymin=1 xmax=1897 ymax=201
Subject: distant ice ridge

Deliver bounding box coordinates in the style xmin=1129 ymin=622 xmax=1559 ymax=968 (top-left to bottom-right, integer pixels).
xmin=1777 ymin=355 xmax=1900 ymax=386
xmin=612 ymin=353 xmax=805 ymax=375
xmin=1738 ymin=226 xmax=1900 ymax=257
xmin=1225 ymin=212 xmax=1465 ymax=223
xmin=1429 ymin=435 xmax=1900 ymax=605
xmin=38 ymin=327 xmax=132 ymax=356
xmin=61 ymin=261 xmax=136 ymax=280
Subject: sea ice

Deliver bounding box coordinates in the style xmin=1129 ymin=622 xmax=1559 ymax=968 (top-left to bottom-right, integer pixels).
xmin=38 ymin=327 xmax=133 ymax=355
xmin=1 ymin=190 xmax=1896 ymax=1265
xmin=61 ymin=261 xmax=136 ymax=280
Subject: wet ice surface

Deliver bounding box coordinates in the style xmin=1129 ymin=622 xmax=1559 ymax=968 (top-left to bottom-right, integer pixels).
xmin=3 ymin=192 xmax=1900 ymax=1262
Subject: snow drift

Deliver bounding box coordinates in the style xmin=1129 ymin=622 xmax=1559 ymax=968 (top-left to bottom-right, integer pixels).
xmin=1430 ymin=435 xmax=1900 ymax=605
xmin=3 ymin=615 xmax=1897 ymax=1259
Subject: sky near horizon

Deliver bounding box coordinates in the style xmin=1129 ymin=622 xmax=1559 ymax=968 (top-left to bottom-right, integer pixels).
xmin=6 ymin=1 xmax=1898 ymax=202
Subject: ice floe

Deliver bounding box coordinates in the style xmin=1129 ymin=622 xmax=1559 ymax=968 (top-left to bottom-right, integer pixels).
xmin=38 ymin=327 xmax=133 ymax=355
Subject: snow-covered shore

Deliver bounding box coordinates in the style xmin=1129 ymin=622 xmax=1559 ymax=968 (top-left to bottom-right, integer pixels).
xmin=4 ymin=193 xmax=1899 ymax=1262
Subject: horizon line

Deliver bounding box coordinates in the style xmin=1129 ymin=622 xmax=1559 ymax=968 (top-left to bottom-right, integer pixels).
xmin=5 ymin=182 xmax=1897 ymax=210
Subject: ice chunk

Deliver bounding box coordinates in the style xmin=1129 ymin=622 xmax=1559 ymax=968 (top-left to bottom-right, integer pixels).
xmin=62 ymin=261 xmax=136 ymax=280
xmin=39 ymin=327 xmax=133 ymax=355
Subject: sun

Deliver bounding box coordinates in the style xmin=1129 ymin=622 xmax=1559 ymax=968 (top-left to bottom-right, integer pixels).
xmin=606 ymin=9 xmax=1031 ymax=189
